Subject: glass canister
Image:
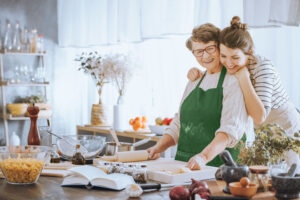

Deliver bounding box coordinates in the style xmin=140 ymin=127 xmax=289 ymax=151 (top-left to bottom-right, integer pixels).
xmin=132 ymin=164 xmax=147 ymax=183
xmin=114 ymin=163 xmax=124 ymax=173
xmin=121 ymin=164 xmax=136 ymax=176
xmin=249 ymin=165 xmax=269 ymax=192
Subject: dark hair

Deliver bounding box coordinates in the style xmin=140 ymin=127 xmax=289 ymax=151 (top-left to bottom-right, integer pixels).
xmin=186 ymin=23 xmax=220 ymax=51
xmin=219 ymin=16 xmax=253 ymax=55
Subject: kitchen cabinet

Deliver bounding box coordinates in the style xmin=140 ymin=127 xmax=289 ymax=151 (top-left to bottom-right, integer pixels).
xmin=0 ymin=52 xmax=51 ymax=146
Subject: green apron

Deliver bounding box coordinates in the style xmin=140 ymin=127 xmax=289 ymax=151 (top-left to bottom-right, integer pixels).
xmin=175 ymin=67 xmax=243 ymax=167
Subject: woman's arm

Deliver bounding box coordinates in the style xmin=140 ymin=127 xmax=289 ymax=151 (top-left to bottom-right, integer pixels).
xmin=187 ymin=132 xmax=228 ymax=169
xmin=235 ymin=67 xmax=266 ymax=125
xmin=147 ymin=134 xmax=175 ymax=159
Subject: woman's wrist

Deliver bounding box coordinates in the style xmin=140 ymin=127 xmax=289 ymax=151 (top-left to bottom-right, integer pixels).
xmin=196 ymin=154 xmax=208 ymax=165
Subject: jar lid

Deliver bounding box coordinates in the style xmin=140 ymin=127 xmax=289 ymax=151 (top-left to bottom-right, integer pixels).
xmin=249 ymin=165 xmax=269 ymax=174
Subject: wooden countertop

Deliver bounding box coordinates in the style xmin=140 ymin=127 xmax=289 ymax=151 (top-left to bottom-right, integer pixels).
xmin=0 ymin=177 xmax=281 ymax=200
xmin=77 ymin=125 xmax=161 ymax=142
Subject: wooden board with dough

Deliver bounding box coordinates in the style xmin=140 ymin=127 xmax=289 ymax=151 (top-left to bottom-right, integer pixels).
xmin=140 ymin=158 xmax=218 ymax=184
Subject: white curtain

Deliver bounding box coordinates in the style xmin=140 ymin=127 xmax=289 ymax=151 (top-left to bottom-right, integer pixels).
xmin=244 ymin=0 xmax=300 ymax=27
xmin=54 ymin=0 xmax=300 ymax=135
xmin=58 ymin=0 xmax=198 ymax=46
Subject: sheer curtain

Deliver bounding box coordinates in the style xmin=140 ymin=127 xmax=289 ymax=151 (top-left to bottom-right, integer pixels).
xmin=54 ymin=0 xmax=300 ymax=135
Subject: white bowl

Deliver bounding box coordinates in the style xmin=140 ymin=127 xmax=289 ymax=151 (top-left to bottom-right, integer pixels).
xmin=149 ymin=125 xmax=168 ymax=135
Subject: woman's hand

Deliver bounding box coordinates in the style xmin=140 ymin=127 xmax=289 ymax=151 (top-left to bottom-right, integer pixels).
xmin=234 ymin=67 xmax=250 ymax=81
xmin=147 ymin=145 xmax=161 ymax=160
xmin=187 ymin=68 xmax=202 ymax=81
xmin=186 ymin=154 xmax=207 ymax=170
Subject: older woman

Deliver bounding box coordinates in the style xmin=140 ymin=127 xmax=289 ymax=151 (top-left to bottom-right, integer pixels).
xmin=147 ymin=23 xmax=254 ymax=169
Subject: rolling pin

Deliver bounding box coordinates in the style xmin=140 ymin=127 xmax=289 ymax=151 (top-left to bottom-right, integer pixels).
xmin=116 ymin=150 xmax=149 ymax=162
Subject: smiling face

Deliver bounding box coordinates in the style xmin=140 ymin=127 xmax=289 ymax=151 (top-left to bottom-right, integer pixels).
xmin=220 ymin=44 xmax=249 ymax=74
xmin=191 ymin=41 xmax=221 ymax=74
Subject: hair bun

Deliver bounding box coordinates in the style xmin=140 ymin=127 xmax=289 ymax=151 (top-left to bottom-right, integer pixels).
xmin=230 ymin=16 xmax=247 ymax=30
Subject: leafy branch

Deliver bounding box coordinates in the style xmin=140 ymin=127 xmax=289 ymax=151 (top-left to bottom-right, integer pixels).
xmin=238 ymin=124 xmax=300 ymax=166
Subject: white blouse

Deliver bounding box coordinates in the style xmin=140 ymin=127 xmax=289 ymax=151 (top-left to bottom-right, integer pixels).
xmin=165 ymin=71 xmax=254 ymax=148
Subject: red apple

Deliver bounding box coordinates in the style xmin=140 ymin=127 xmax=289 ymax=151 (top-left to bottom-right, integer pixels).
xmin=163 ymin=117 xmax=169 ymax=125
xmin=167 ymin=118 xmax=173 ymax=125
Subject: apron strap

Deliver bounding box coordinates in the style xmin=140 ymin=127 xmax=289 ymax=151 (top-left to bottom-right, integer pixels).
xmin=196 ymin=71 xmax=207 ymax=88
xmin=217 ymin=67 xmax=226 ymax=88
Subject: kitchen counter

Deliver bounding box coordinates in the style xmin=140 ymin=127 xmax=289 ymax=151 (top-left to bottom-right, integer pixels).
xmin=76 ymin=125 xmax=161 ymax=142
xmin=0 ymin=176 xmax=281 ymax=200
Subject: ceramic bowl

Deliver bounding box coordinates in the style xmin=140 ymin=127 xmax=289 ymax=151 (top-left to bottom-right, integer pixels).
xmin=7 ymin=103 xmax=28 ymax=116
xmin=271 ymin=172 xmax=300 ymax=199
xmin=229 ymin=182 xmax=258 ymax=198
xmin=148 ymin=125 xmax=168 ymax=135
xmin=0 ymin=146 xmax=51 ymax=184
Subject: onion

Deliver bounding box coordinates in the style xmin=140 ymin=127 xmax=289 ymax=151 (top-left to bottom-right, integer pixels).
xmin=169 ymin=186 xmax=190 ymax=200
xmin=189 ymin=179 xmax=211 ymax=200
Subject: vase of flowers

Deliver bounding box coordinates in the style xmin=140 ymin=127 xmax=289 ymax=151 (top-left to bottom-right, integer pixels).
xmin=105 ymin=53 xmax=134 ymax=131
xmin=76 ymin=51 xmax=111 ymax=126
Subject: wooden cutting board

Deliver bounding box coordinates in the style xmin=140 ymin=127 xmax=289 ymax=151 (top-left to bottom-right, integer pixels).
xmin=207 ymin=180 xmax=276 ymax=200
xmin=141 ymin=158 xmax=218 ymax=184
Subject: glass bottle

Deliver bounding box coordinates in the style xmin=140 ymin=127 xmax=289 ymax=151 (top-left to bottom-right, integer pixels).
xmin=36 ymin=34 xmax=44 ymax=53
xmin=4 ymin=22 xmax=12 ymax=52
xmin=30 ymin=28 xmax=38 ymax=53
xmin=50 ymin=145 xmax=61 ymax=163
xmin=21 ymin=28 xmax=30 ymax=53
xmin=72 ymin=144 xmax=86 ymax=165
xmin=12 ymin=23 xmax=21 ymax=52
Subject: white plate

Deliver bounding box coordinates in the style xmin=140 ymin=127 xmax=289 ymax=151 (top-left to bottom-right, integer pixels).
xmin=148 ymin=125 xmax=168 ymax=135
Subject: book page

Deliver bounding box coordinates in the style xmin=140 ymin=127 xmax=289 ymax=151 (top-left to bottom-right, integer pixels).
xmin=61 ymin=174 xmax=89 ymax=186
xmin=91 ymin=173 xmax=134 ymax=190
xmin=68 ymin=165 xmax=107 ymax=182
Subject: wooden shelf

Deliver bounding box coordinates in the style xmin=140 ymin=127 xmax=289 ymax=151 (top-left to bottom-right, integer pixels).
xmin=0 ymin=114 xmax=51 ymax=120
xmin=0 ymin=81 xmax=50 ymax=86
xmin=0 ymin=51 xmax=46 ymax=56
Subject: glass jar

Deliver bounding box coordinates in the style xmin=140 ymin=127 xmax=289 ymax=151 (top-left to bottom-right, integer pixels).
xmin=121 ymin=164 xmax=136 ymax=176
xmin=249 ymin=166 xmax=269 ymax=192
xmin=104 ymin=162 xmax=114 ymax=174
xmin=114 ymin=163 xmax=124 ymax=173
xmin=132 ymin=164 xmax=147 ymax=183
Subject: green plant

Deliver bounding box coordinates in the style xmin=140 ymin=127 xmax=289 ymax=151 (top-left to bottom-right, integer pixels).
xmin=238 ymin=124 xmax=300 ymax=166
xmin=14 ymin=95 xmax=46 ymax=104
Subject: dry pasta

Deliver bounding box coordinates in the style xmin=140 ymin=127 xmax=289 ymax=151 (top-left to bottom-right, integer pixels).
xmin=0 ymin=158 xmax=44 ymax=183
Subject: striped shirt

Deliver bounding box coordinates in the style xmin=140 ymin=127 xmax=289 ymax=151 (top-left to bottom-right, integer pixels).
xmin=248 ymin=55 xmax=289 ymax=116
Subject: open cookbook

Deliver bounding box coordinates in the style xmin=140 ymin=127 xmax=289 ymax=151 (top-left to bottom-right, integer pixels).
xmin=61 ymin=165 xmax=134 ymax=190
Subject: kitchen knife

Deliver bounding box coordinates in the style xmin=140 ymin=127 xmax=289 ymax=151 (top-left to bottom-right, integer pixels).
xmin=139 ymin=182 xmax=191 ymax=191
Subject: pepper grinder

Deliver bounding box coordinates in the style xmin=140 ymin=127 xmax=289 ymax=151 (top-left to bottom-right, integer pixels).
xmin=27 ymin=103 xmax=40 ymax=145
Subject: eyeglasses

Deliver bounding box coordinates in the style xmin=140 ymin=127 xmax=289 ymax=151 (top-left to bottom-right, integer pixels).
xmin=192 ymin=45 xmax=217 ymax=57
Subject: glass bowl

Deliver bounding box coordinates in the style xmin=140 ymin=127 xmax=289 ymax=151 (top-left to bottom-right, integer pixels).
xmin=57 ymin=135 xmax=106 ymax=159
xmin=0 ymin=145 xmax=51 ymax=184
